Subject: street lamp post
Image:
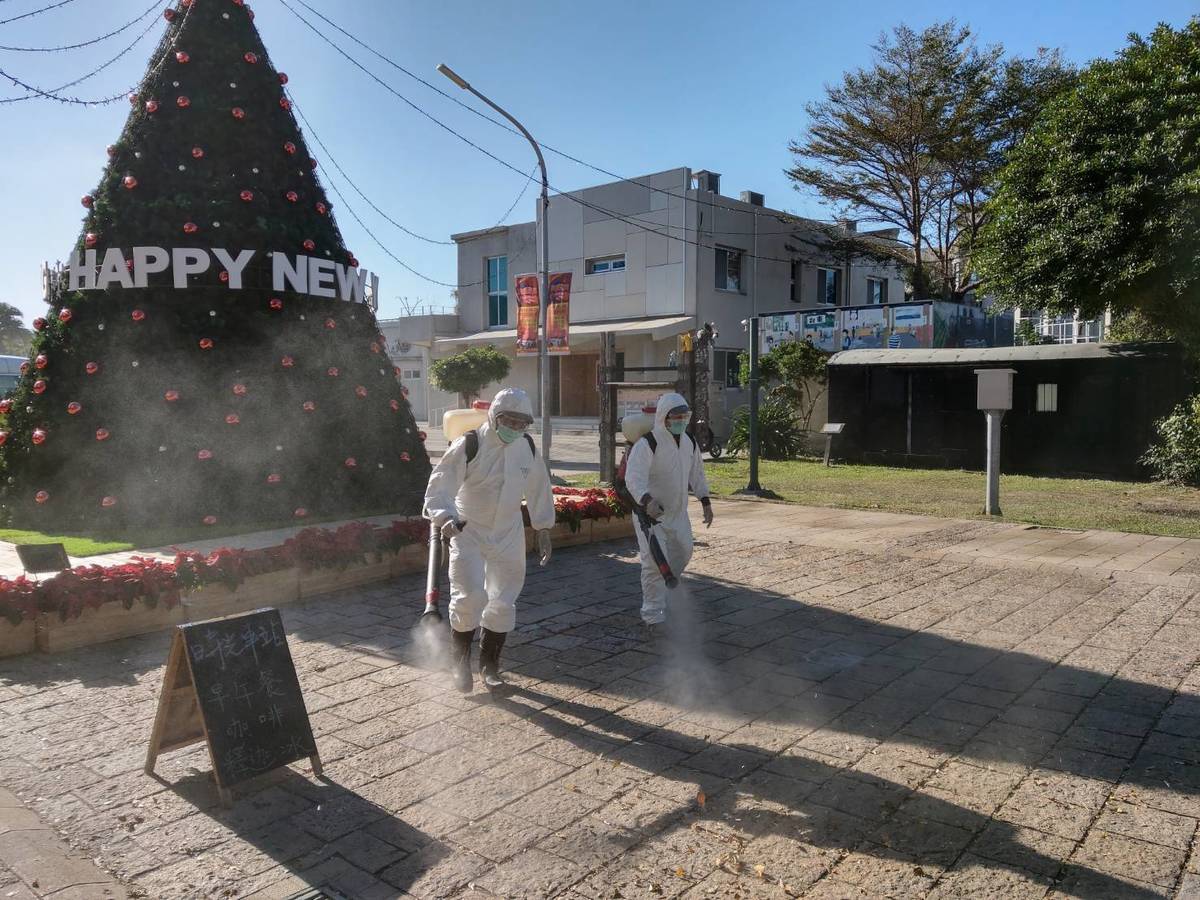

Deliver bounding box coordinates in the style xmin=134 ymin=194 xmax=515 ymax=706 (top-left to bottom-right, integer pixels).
xmin=437 ymin=63 xmax=552 ymax=471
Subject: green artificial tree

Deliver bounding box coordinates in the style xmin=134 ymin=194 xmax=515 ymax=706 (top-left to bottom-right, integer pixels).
xmin=0 ymin=0 xmax=430 ymax=531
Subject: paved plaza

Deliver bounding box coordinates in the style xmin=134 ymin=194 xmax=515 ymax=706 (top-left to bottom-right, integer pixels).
xmin=3 ymin=499 xmax=1200 ymax=898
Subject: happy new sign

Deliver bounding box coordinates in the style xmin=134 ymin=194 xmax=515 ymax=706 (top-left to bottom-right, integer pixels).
xmin=67 ymin=247 xmax=380 ymax=305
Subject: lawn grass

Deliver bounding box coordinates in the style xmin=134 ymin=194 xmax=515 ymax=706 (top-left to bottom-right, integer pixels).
xmin=570 ymin=459 xmax=1200 ymax=538
xmin=0 ymin=529 xmax=135 ymax=557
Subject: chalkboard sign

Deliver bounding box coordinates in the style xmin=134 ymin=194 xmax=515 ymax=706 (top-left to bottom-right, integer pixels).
xmin=16 ymin=542 xmax=70 ymax=575
xmin=145 ymin=608 xmax=321 ymax=806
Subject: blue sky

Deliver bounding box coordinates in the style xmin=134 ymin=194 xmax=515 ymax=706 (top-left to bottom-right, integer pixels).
xmin=0 ymin=0 xmax=1195 ymax=325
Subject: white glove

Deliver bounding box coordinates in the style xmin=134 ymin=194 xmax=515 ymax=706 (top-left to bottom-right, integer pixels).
xmin=537 ymin=529 xmax=552 ymax=566
xmin=440 ymin=519 xmax=464 ymax=540
xmin=642 ymin=496 xmax=665 ymax=521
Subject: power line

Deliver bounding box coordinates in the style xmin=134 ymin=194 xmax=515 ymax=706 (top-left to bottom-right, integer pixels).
xmin=0 ymin=0 xmax=158 ymax=51
xmin=0 ymin=11 xmax=160 ymax=104
xmin=0 ymin=0 xmax=79 ymax=26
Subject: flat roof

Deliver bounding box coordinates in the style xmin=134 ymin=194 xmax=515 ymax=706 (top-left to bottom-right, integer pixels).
xmin=828 ymin=342 xmax=1179 ymax=367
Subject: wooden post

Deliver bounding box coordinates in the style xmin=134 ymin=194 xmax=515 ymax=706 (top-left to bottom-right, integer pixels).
xmin=599 ymin=332 xmax=616 ymax=485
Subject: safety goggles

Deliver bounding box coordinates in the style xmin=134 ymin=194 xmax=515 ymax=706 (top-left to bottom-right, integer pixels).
xmin=495 ymin=412 xmax=533 ymax=432
xmin=665 ymin=406 xmax=691 ymax=426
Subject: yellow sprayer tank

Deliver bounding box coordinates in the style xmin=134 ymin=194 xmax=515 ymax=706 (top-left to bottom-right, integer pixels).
xmin=620 ymin=406 xmax=658 ymax=445
xmin=443 ymin=400 xmax=490 ymax=442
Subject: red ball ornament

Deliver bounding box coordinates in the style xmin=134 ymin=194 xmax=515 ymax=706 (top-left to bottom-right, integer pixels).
xmin=101 ymin=496 xmax=117 ymax=508
xmin=145 ymin=100 xmax=159 ymax=114
xmin=67 ymin=402 xmax=81 ymax=415
xmin=164 ymin=390 xmax=180 ymax=402
xmin=281 ymin=355 xmax=294 ymax=367
xmin=294 ymin=508 xmax=308 ymax=518
xmin=219 ymin=271 xmax=229 ymax=283
xmin=285 ymin=190 xmax=299 ymax=203
xmin=393 ymin=366 xmax=401 ymax=376
xmin=369 ymin=342 xmax=380 ymax=354
xmin=32 ymin=380 xmax=46 ymax=395
xmin=34 ymin=354 xmax=47 ymax=370
xmin=0 ymin=432 xmax=7 ymax=446
xmin=35 ymin=491 xmax=49 ymax=505
xmin=19 ymin=363 xmax=29 ymax=375
xmin=198 ymin=337 xmax=213 ymax=350
xmin=176 ymin=96 xmax=190 ymax=109
xmin=0 ymin=399 xmax=10 ymax=414
xmin=401 ymin=385 xmax=410 ymax=397
xmin=244 ymin=52 xmax=258 ymax=64
xmin=349 ymin=256 xmax=359 ymax=268
xmin=85 ymin=361 xmax=99 ymax=375
xmin=267 ymin=473 xmax=282 ymax=484
xmin=95 ymin=428 xmax=110 ymax=441
xmin=125 ymin=259 xmax=134 ymax=272
xmin=302 ymin=239 xmax=315 ymax=252
xmin=32 ymin=318 xmax=46 ymax=332
xmin=191 ymin=146 xmax=204 ymax=159
xmin=81 ymin=195 xmax=94 ymax=208
xmin=279 ymin=97 xmax=291 ymax=111
xmin=163 ymin=8 xmax=176 ymax=21
xmin=31 ymin=429 xmax=47 ymax=445
xmin=302 ymin=401 xmax=315 ymax=413
xmin=324 ymin=318 xmax=336 ymax=329
xmin=278 ymin=73 xmax=288 ymax=85
xmin=181 ymin=0 xmax=192 ymax=7
xmin=240 ymin=189 xmax=254 ymax=202
xmin=389 ymin=399 xmax=400 ymax=412
xmin=355 ymin=385 xmax=368 ymax=399
xmin=183 ymin=222 xmax=198 ymax=234
xmin=203 ymin=515 xmax=218 ymax=526
xmin=106 ymin=144 xmax=118 ymax=157
xmin=231 ymin=107 xmax=246 ymax=120
xmin=232 ymin=383 xmax=247 ymax=396
xmin=283 ymin=141 xmax=296 ymax=155
xmin=418 ymin=430 xmax=428 ymax=442
xmin=233 ymin=0 xmax=244 ymax=6
xmin=175 ymin=50 xmax=189 ymax=64
xmin=123 ymin=175 xmax=138 ymax=190
xmin=128 ymin=92 xmax=139 ymax=105
xmin=315 ymin=202 xmax=327 ymax=215
xmin=225 ymin=413 xmax=240 ymax=426
xmin=269 ymin=298 xmax=283 ymax=311
xmin=84 ymin=233 xmax=98 ymax=248
xmin=327 ymin=367 xmax=339 ymax=377
xmin=131 ymin=309 xmax=145 ymax=322
xmin=309 ymin=158 xmax=318 ymax=170
xmin=197 ymin=449 xmax=213 ymax=461
xmin=400 ymin=451 xmax=411 ymax=462
xmin=58 ymin=309 xmax=73 ymax=323
xmin=344 ymin=457 xmax=357 ymax=468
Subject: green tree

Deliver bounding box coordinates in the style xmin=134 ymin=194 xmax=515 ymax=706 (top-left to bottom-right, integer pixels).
xmin=0 ymin=304 xmax=32 ymax=356
xmin=429 ymin=346 xmax=512 ymax=407
xmin=788 ymin=21 xmax=1073 ymax=299
xmin=726 ymin=396 xmax=804 ymax=461
xmin=0 ymin=3 xmax=429 ymax=531
xmin=739 ymin=341 xmax=831 ymax=431
xmin=1107 ymin=309 xmax=1175 ymax=344
xmin=976 ymin=21 xmax=1200 ymax=348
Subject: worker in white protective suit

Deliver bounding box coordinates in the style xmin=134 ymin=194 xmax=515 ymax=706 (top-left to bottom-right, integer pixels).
xmin=423 ymin=388 xmax=556 ymax=692
xmin=624 ymin=392 xmax=713 ymax=632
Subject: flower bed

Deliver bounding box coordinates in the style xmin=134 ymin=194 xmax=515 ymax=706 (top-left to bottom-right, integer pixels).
xmin=0 ymin=488 xmax=630 ymax=651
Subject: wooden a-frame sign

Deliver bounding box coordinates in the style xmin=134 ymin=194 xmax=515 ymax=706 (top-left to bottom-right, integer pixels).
xmin=145 ymin=609 xmax=322 ymax=807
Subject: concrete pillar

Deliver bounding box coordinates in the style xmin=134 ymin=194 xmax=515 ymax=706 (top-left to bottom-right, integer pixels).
xmin=984 ymin=410 xmax=1004 ymax=516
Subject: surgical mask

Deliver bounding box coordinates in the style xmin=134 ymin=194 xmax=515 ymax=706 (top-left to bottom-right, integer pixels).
xmin=667 ymin=419 xmax=688 ymax=436
xmin=496 ymin=425 xmax=524 ymax=444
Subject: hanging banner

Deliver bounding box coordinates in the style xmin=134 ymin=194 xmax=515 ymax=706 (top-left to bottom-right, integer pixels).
xmin=546 ymin=272 xmax=572 ymax=356
xmin=514 ymin=274 xmax=540 ymax=356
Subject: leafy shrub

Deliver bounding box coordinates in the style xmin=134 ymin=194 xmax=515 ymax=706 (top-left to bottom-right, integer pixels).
xmin=726 ymin=396 xmax=804 ymax=460
xmin=429 ymin=345 xmax=512 ymax=405
xmin=1142 ymin=395 xmax=1200 ymax=485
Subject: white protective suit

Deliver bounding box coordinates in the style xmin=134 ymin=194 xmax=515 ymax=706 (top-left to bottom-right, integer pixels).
xmin=422 ymin=388 xmax=556 ymax=634
xmin=624 ymin=392 xmax=711 ymax=625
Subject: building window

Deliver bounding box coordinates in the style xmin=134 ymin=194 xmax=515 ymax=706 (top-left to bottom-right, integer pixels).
xmin=486 ymin=256 xmax=508 ymax=327
xmin=403 ymin=369 xmax=422 ymax=381
xmin=790 ymin=261 xmax=802 ymax=303
xmin=586 ymin=255 xmax=626 ymax=275
xmin=711 ymin=350 xmax=741 ymax=388
xmin=1036 ymin=383 xmax=1058 ymax=413
xmin=866 ymin=277 xmax=888 ymax=305
xmin=817 ymin=267 xmax=840 ymax=306
xmin=715 ymin=247 xmax=743 ymax=292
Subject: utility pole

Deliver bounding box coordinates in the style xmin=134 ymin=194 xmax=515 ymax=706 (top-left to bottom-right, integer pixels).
xmin=438 ymin=64 xmax=552 ymax=472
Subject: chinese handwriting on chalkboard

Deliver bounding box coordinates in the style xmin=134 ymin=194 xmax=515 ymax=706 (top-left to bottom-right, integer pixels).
xmin=191 ymin=620 xmax=287 ymax=670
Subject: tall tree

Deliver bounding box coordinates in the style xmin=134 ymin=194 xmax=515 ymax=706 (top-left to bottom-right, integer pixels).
xmin=976 ymin=20 xmax=1200 ymax=347
xmin=0 ymin=304 xmax=32 ymax=356
xmin=787 ymin=21 xmax=1072 ymax=300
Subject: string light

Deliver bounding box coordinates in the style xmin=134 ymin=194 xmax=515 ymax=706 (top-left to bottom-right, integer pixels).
xmin=0 ymin=1 xmax=159 ymax=53
xmin=0 ymin=0 xmax=80 ymax=28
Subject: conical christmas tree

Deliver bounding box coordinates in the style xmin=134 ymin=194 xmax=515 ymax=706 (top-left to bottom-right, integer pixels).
xmin=0 ymin=0 xmax=430 ymax=531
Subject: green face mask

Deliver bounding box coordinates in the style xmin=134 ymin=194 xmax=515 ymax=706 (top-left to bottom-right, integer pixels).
xmin=667 ymin=419 xmax=688 ymax=436
xmin=496 ymin=425 xmax=524 ymax=444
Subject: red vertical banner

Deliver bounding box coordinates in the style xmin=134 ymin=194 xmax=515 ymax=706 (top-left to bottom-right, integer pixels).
xmin=546 ymin=272 xmax=572 ymax=356
xmin=514 ymin=274 xmax=539 ymax=356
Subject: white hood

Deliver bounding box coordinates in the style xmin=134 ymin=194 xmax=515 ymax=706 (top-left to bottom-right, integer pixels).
xmin=488 ymin=388 xmax=534 ymax=429
xmin=655 ymin=392 xmax=690 ymax=430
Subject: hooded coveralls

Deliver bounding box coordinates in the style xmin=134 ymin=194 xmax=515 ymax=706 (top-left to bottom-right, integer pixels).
xmin=422 ymin=389 xmax=556 ymax=634
xmin=624 ymin=392 xmax=711 ymax=625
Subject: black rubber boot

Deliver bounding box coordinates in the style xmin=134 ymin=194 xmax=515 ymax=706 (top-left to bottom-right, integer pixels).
xmin=450 ymin=627 xmax=474 ymax=693
xmin=479 ymin=628 xmax=508 ymax=691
